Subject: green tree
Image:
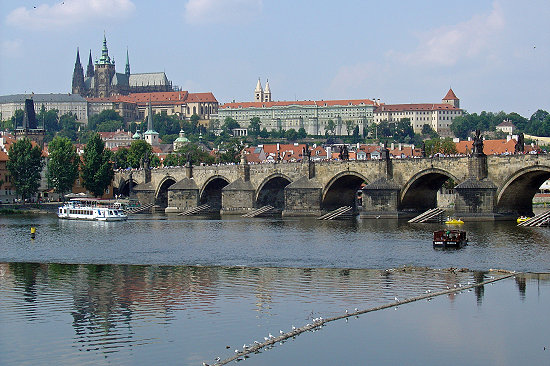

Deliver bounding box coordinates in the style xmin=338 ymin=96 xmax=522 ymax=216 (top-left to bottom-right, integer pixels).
xmin=297 ymin=127 xmax=307 ymax=139
xmin=286 ymin=128 xmax=298 ymax=141
xmin=97 ymin=120 xmax=124 ymax=132
xmin=58 ymin=113 xmax=79 ymax=141
xmin=259 ymin=127 xmax=269 ymax=138
xmin=80 ymin=133 xmax=114 ymax=197
xmin=175 ymin=143 xmax=215 ymax=165
xmin=11 ymin=109 xmax=24 ymax=129
xmin=88 ymin=110 xmax=123 ymax=131
xmin=325 ymin=119 xmax=336 ymax=136
xmin=114 ymin=147 xmax=129 ymax=169
xmin=222 ymin=117 xmax=240 ymax=134
xmin=46 ymin=136 xmax=80 ymax=200
xmin=190 ymin=114 xmax=200 ymax=134
xmin=127 ymin=139 xmax=153 ymax=169
xmin=7 ymin=138 xmax=44 ymax=201
xmin=351 ymin=125 xmax=360 ymax=143
xmin=248 ymin=117 xmax=261 ymax=137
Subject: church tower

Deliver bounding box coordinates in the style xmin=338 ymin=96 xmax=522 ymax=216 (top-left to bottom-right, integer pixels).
xmin=442 ymin=88 xmax=460 ymax=108
xmin=254 ymin=78 xmax=264 ymax=102
xmin=125 ymin=48 xmax=131 ymax=76
xmin=263 ymin=79 xmax=272 ymax=102
xmin=94 ymin=34 xmax=116 ymax=98
xmin=72 ymin=48 xmax=85 ymax=95
xmin=86 ymin=50 xmax=94 ymax=78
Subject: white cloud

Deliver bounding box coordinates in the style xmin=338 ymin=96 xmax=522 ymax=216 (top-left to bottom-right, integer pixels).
xmin=184 ymin=0 xmax=262 ymax=25
xmin=395 ymin=1 xmax=505 ymax=66
xmin=1 ymin=39 xmax=24 ymax=58
xmin=5 ymin=0 xmax=136 ymax=30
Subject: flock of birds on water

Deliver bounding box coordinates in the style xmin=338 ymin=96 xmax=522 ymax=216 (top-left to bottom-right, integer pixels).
xmin=202 ymin=276 xmax=499 ymax=365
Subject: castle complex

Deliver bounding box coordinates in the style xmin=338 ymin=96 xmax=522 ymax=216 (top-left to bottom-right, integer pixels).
xmin=219 ymin=81 xmax=462 ymax=136
xmin=72 ymin=35 xmax=174 ymax=98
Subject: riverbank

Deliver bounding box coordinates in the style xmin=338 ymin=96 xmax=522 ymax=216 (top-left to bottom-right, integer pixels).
xmin=0 ymin=202 xmax=59 ymax=214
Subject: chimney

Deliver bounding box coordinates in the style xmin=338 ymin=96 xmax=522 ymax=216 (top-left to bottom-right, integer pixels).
xmin=391 ymin=142 xmax=395 ymax=150
xmin=277 ymin=143 xmax=280 ymax=151
xmin=398 ymin=143 xmax=402 ymax=150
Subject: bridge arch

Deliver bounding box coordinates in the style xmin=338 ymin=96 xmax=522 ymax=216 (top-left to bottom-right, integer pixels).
xmin=400 ymin=168 xmax=458 ymax=212
xmin=155 ymin=176 xmax=177 ymax=208
xmin=200 ymin=175 xmax=231 ymax=210
xmin=497 ymin=165 xmax=550 ymax=216
xmin=322 ymin=171 xmax=369 ymax=211
xmin=116 ymin=178 xmax=139 ymax=197
xmin=256 ymin=173 xmax=293 ymax=209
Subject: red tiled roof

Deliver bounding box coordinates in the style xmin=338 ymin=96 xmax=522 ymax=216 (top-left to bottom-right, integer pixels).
xmin=221 ymin=99 xmax=375 ymax=109
xmin=443 ymin=88 xmax=458 ymax=100
xmin=0 ymin=150 xmax=8 ymax=161
xmin=375 ymin=103 xmax=461 ymax=112
xmin=454 ymin=139 xmax=532 ymax=155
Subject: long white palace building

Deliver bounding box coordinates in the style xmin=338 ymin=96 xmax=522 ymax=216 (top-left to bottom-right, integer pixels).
xmin=218 ymin=80 xmax=463 ymax=136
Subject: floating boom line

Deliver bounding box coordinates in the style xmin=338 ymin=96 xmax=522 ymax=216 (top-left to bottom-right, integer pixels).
xmin=210 ymin=271 xmax=517 ymax=365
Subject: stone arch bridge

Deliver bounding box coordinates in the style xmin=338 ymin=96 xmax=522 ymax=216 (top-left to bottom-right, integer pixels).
xmin=113 ymin=153 xmax=550 ymax=220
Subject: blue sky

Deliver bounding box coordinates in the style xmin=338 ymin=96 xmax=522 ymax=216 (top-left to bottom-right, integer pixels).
xmin=1 ymin=0 xmax=549 ymax=118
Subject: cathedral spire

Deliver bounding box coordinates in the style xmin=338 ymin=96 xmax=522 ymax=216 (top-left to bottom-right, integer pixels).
xmin=72 ymin=48 xmax=85 ymax=95
xmin=86 ymin=49 xmax=94 ymax=77
xmin=125 ymin=48 xmax=130 ymax=76
xmin=99 ymin=33 xmax=111 ymax=65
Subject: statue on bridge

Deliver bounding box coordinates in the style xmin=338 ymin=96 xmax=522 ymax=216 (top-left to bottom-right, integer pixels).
xmin=515 ymin=133 xmax=525 ymax=153
xmin=339 ymin=145 xmax=349 ymax=161
xmin=302 ymin=144 xmax=311 ymax=159
xmin=472 ymin=129 xmax=485 ymax=156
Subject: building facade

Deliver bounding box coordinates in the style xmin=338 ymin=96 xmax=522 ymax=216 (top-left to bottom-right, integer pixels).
xmin=0 ymin=94 xmax=88 ymax=122
xmin=373 ymin=89 xmax=463 ymax=136
xmin=219 ymin=99 xmax=376 ymax=136
xmin=72 ymin=35 xmax=174 ymax=98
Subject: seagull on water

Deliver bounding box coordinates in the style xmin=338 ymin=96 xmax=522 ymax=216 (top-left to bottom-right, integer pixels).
xmin=394 ymin=296 xmax=399 ymax=302
xmin=264 ymin=336 xmax=269 ymax=341
xmin=345 ymin=309 xmax=348 ymax=314
xmin=269 ymin=333 xmax=274 ymax=339
xmin=215 ymin=357 xmax=221 ymax=362
xmin=280 ymin=330 xmax=284 ymax=335
xmin=292 ymin=325 xmax=296 ymax=330
xmin=354 ymin=308 xmax=358 ymax=312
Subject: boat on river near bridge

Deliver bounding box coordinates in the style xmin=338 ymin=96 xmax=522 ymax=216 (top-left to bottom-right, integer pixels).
xmin=57 ymin=198 xmax=128 ymax=221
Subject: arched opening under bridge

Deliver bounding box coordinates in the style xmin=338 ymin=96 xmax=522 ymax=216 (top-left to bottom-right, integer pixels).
xmin=497 ymin=167 xmax=550 ymax=216
xmin=322 ymin=173 xmax=368 ymax=212
xmin=256 ymin=175 xmax=292 ymax=210
xmin=400 ymin=170 xmax=457 ymax=213
xmin=155 ymin=178 xmax=177 ymax=208
xmin=200 ymin=177 xmax=230 ymax=210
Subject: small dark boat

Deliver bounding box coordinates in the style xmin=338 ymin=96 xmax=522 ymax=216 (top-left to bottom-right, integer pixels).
xmin=433 ymin=230 xmax=467 ymax=249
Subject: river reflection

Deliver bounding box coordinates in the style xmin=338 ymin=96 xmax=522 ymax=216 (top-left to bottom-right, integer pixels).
xmin=1 ymin=263 xmax=549 ymax=365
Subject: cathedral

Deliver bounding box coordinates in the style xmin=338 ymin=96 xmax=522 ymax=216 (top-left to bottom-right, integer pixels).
xmin=72 ymin=35 xmax=174 ymax=98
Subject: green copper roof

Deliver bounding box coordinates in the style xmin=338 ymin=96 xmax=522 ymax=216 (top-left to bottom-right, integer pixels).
xmin=97 ymin=34 xmax=112 ymax=65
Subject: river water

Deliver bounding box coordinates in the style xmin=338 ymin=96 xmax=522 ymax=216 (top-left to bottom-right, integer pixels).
xmin=1 ymin=214 xmax=549 ymax=365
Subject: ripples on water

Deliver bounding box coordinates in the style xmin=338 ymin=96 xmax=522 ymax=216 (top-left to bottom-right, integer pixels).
xmin=1 ymin=214 xmax=550 ymax=364
xmin=1 ymin=263 xmax=548 ymax=365
xmin=1 ymin=214 xmax=550 ymax=271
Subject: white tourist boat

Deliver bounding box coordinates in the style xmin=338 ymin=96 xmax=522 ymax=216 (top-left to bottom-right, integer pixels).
xmin=57 ymin=198 xmax=128 ymax=221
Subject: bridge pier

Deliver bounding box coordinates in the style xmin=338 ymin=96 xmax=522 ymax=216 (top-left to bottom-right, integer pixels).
xmin=282 ymin=176 xmax=323 ymax=217
xmin=453 ymin=154 xmax=498 ymax=220
xmin=360 ymin=178 xmax=402 ymax=219
xmin=166 ymin=178 xmax=199 ymax=213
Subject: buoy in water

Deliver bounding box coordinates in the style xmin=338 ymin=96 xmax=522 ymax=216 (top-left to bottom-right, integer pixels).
xmin=31 ymin=227 xmax=36 ymax=239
